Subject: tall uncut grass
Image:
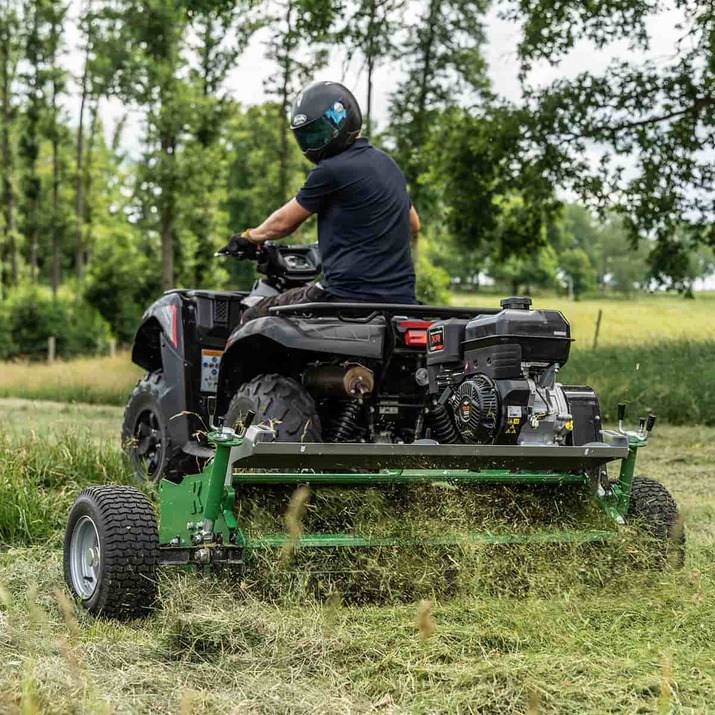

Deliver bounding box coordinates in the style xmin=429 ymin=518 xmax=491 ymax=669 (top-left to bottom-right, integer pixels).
xmin=0 ymin=432 xmax=134 ymax=544
xmin=562 ymin=340 xmax=715 ymax=425
xmin=0 ymin=352 xmax=142 ymax=406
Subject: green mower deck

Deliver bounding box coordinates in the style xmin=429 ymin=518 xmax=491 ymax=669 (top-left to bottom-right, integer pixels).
xmin=155 ymin=422 xmax=645 ymax=566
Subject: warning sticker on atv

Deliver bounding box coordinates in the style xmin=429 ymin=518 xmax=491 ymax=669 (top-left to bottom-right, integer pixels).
xmin=428 ymin=326 xmax=445 ymax=352
xmin=200 ymin=349 xmax=223 ymax=393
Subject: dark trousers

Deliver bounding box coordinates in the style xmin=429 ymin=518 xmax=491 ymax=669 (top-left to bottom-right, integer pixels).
xmin=240 ymin=283 xmax=328 ymax=324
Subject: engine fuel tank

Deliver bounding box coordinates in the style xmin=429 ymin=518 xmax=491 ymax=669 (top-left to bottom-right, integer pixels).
xmin=464 ymin=297 xmax=572 ymax=366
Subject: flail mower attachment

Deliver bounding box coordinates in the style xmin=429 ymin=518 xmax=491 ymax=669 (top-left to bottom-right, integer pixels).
xmin=63 ymin=405 xmax=671 ymax=619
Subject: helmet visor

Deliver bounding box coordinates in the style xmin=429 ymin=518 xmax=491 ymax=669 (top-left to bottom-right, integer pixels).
xmin=293 ymin=115 xmax=340 ymax=153
xmin=293 ymin=102 xmax=348 ymax=154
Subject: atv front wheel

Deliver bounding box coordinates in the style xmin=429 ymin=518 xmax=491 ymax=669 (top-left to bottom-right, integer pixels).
xmin=64 ymin=486 xmax=159 ymax=619
xmin=225 ymin=373 xmax=322 ymax=442
xmin=122 ymin=372 xmax=199 ymax=483
xmin=627 ymin=476 xmax=685 ymax=567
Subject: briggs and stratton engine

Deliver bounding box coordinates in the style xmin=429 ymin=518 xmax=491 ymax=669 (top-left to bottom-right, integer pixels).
xmin=426 ymin=297 xmax=601 ymax=446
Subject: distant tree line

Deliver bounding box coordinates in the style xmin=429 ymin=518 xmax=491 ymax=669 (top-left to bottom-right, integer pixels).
xmin=0 ymin=0 xmax=713 ymax=356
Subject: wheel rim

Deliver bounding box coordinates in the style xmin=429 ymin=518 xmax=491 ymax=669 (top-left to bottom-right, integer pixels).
xmin=133 ymin=408 xmax=165 ymax=480
xmin=69 ymin=516 xmax=101 ymax=599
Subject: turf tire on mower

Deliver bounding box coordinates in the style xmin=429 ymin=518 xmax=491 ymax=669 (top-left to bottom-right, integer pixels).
xmin=628 ymin=476 xmax=685 ymax=567
xmin=225 ymin=373 xmax=322 ymax=442
xmin=122 ymin=371 xmax=198 ymax=483
xmin=64 ymin=486 xmax=159 ymax=619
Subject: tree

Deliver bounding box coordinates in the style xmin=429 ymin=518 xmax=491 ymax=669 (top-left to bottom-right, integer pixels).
xmin=116 ymin=0 xmax=192 ymax=291
xmin=388 ymin=0 xmax=490 ymax=227
xmin=0 ymin=0 xmax=20 ymax=291
xmin=341 ymin=0 xmax=403 ymax=136
xmin=46 ymin=0 xmax=67 ymax=296
xmin=19 ymin=0 xmax=47 ymax=284
xmin=432 ymin=107 xmax=561 ymax=262
xmin=263 ymin=0 xmax=337 ymax=203
xmin=499 ymin=0 xmax=715 ymax=287
xmin=180 ymin=0 xmax=260 ymax=285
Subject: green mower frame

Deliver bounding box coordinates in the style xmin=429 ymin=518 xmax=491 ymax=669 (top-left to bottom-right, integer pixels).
xmin=64 ymin=407 xmax=671 ymax=619
xmin=157 ymin=409 xmax=650 ymax=563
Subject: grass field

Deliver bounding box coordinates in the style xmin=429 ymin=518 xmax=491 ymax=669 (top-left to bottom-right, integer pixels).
xmin=454 ymin=291 xmax=715 ymax=348
xmin=0 ymin=400 xmax=714 ymax=712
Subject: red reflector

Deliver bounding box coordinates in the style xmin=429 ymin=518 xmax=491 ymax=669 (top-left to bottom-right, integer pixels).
xmin=404 ymin=329 xmax=427 ymax=346
xmin=399 ymin=320 xmax=433 ymax=329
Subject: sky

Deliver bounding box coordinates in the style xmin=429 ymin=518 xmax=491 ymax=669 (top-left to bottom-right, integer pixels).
xmin=60 ymin=0 xmax=714 ymax=288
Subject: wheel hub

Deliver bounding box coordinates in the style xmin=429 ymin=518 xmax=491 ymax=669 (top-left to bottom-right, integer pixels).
xmin=134 ymin=408 xmax=165 ymax=479
xmin=69 ymin=516 xmax=101 ymax=599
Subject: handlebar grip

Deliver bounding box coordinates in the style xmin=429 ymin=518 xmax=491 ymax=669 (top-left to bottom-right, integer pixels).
xmin=617 ymin=402 xmax=626 ymax=422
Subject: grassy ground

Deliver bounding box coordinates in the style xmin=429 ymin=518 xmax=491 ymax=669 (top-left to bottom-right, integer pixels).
xmin=0 ymin=402 xmax=714 ymax=713
xmin=0 ymin=353 xmax=142 ymax=406
xmin=454 ymin=291 xmax=715 ymax=348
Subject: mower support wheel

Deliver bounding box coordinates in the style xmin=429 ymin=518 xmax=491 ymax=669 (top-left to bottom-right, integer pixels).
xmin=64 ymin=486 xmax=159 ymax=619
xmin=627 ymin=476 xmax=685 ymax=568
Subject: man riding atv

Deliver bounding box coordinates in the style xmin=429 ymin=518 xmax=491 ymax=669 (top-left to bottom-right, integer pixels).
xmin=223 ymin=80 xmax=421 ymax=322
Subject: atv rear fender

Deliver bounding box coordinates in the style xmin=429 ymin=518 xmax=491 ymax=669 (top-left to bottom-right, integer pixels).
xmin=215 ymin=315 xmax=386 ymax=417
xmin=131 ymin=293 xmax=194 ymax=447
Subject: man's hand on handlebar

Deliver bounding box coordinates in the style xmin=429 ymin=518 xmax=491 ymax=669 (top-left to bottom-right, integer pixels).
xmin=215 ymin=231 xmax=261 ymax=259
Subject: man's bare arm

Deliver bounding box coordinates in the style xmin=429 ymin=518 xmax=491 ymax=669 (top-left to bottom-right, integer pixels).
xmin=247 ymin=199 xmax=313 ymax=242
xmin=409 ymin=205 xmax=421 ymax=237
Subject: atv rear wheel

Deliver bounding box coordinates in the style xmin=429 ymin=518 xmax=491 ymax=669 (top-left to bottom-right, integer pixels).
xmin=122 ymin=372 xmax=199 ymax=483
xmin=627 ymin=476 xmax=685 ymax=567
xmin=225 ymin=373 xmax=322 ymax=442
xmin=64 ymin=486 xmax=159 ymax=619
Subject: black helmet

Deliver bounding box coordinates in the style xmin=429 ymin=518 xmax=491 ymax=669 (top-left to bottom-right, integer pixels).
xmin=290 ymin=81 xmax=362 ymax=164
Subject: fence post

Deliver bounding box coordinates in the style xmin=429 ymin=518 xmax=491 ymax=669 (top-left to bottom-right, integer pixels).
xmin=109 ymin=338 xmax=117 ymax=358
xmin=48 ymin=336 xmax=56 ymax=364
xmin=592 ymin=309 xmax=603 ymax=350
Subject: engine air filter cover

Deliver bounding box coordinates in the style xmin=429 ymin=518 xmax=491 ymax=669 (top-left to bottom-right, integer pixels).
xmin=450 ymin=374 xmax=499 ymax=443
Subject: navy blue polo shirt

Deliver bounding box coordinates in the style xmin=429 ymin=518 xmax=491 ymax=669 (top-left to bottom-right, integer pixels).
xmin=295 ymin=138 xmax=416 ymax=303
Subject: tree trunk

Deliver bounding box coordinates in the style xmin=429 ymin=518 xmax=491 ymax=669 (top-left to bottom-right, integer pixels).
xmin=409 ymin=0 xmax=439 ymax=213
xmin=51 ymin=65 xmax=61 ymax=297
xmin=365 ymin=0 xmax=376 ymax=136
xmin=277 ymin=0 xmax=293 ymax=204
xmin=0 ymin=7 xmax=17 ymax=288
xmin=82 ymin=96 xmax=100 ymax=267
xmin=74 ymin=37 xmax=90 ymax=280
xmin=160 ymin=130 xmax=175 ymax=291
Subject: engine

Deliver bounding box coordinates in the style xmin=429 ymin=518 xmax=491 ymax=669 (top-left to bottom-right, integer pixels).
xmin=426 ymin=297 xmax=602 ymax=446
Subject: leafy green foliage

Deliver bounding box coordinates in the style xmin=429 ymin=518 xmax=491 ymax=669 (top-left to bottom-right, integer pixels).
xmin=0 ymin=284 xmax=110 ymax=359
xmin=497 ymin=0 xmax=715 ymax=286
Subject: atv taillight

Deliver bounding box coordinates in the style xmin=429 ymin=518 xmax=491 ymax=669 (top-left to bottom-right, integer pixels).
xmin=404 ymin=329 xmax=427 ymax=346
xmin=398 ymin=320 xmax=432 ymax=347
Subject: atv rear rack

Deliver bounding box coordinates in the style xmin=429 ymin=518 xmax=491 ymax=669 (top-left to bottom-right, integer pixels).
xmin=156 ymin=423 xmax=644 ymax=564
xmin=269 ymin=301 xmax=500 ymax=321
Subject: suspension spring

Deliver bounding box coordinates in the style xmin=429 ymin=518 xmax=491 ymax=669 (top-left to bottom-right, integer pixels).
xmin=327 ymin=401 xmax=362 ymax=442
xmin=428 ymin=402 xmax=459 ymax=443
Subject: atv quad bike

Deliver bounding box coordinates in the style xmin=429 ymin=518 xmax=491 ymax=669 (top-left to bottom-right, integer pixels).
xmin=64 ymin=242 xmax=683 ymax=618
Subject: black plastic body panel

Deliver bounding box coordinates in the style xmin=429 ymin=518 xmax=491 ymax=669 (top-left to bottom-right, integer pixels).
xmin=464 ymin=308 xmax=572 ymax=365
xmin=131 ymin=289 xmax=247 ymax=451
xmin=562 ymin=385 xmax=603 ymax=446
xmin=465 ymin=344 xmax=523 ymax=379
xmin=426 ymin=319 xmax=469 ymax=365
